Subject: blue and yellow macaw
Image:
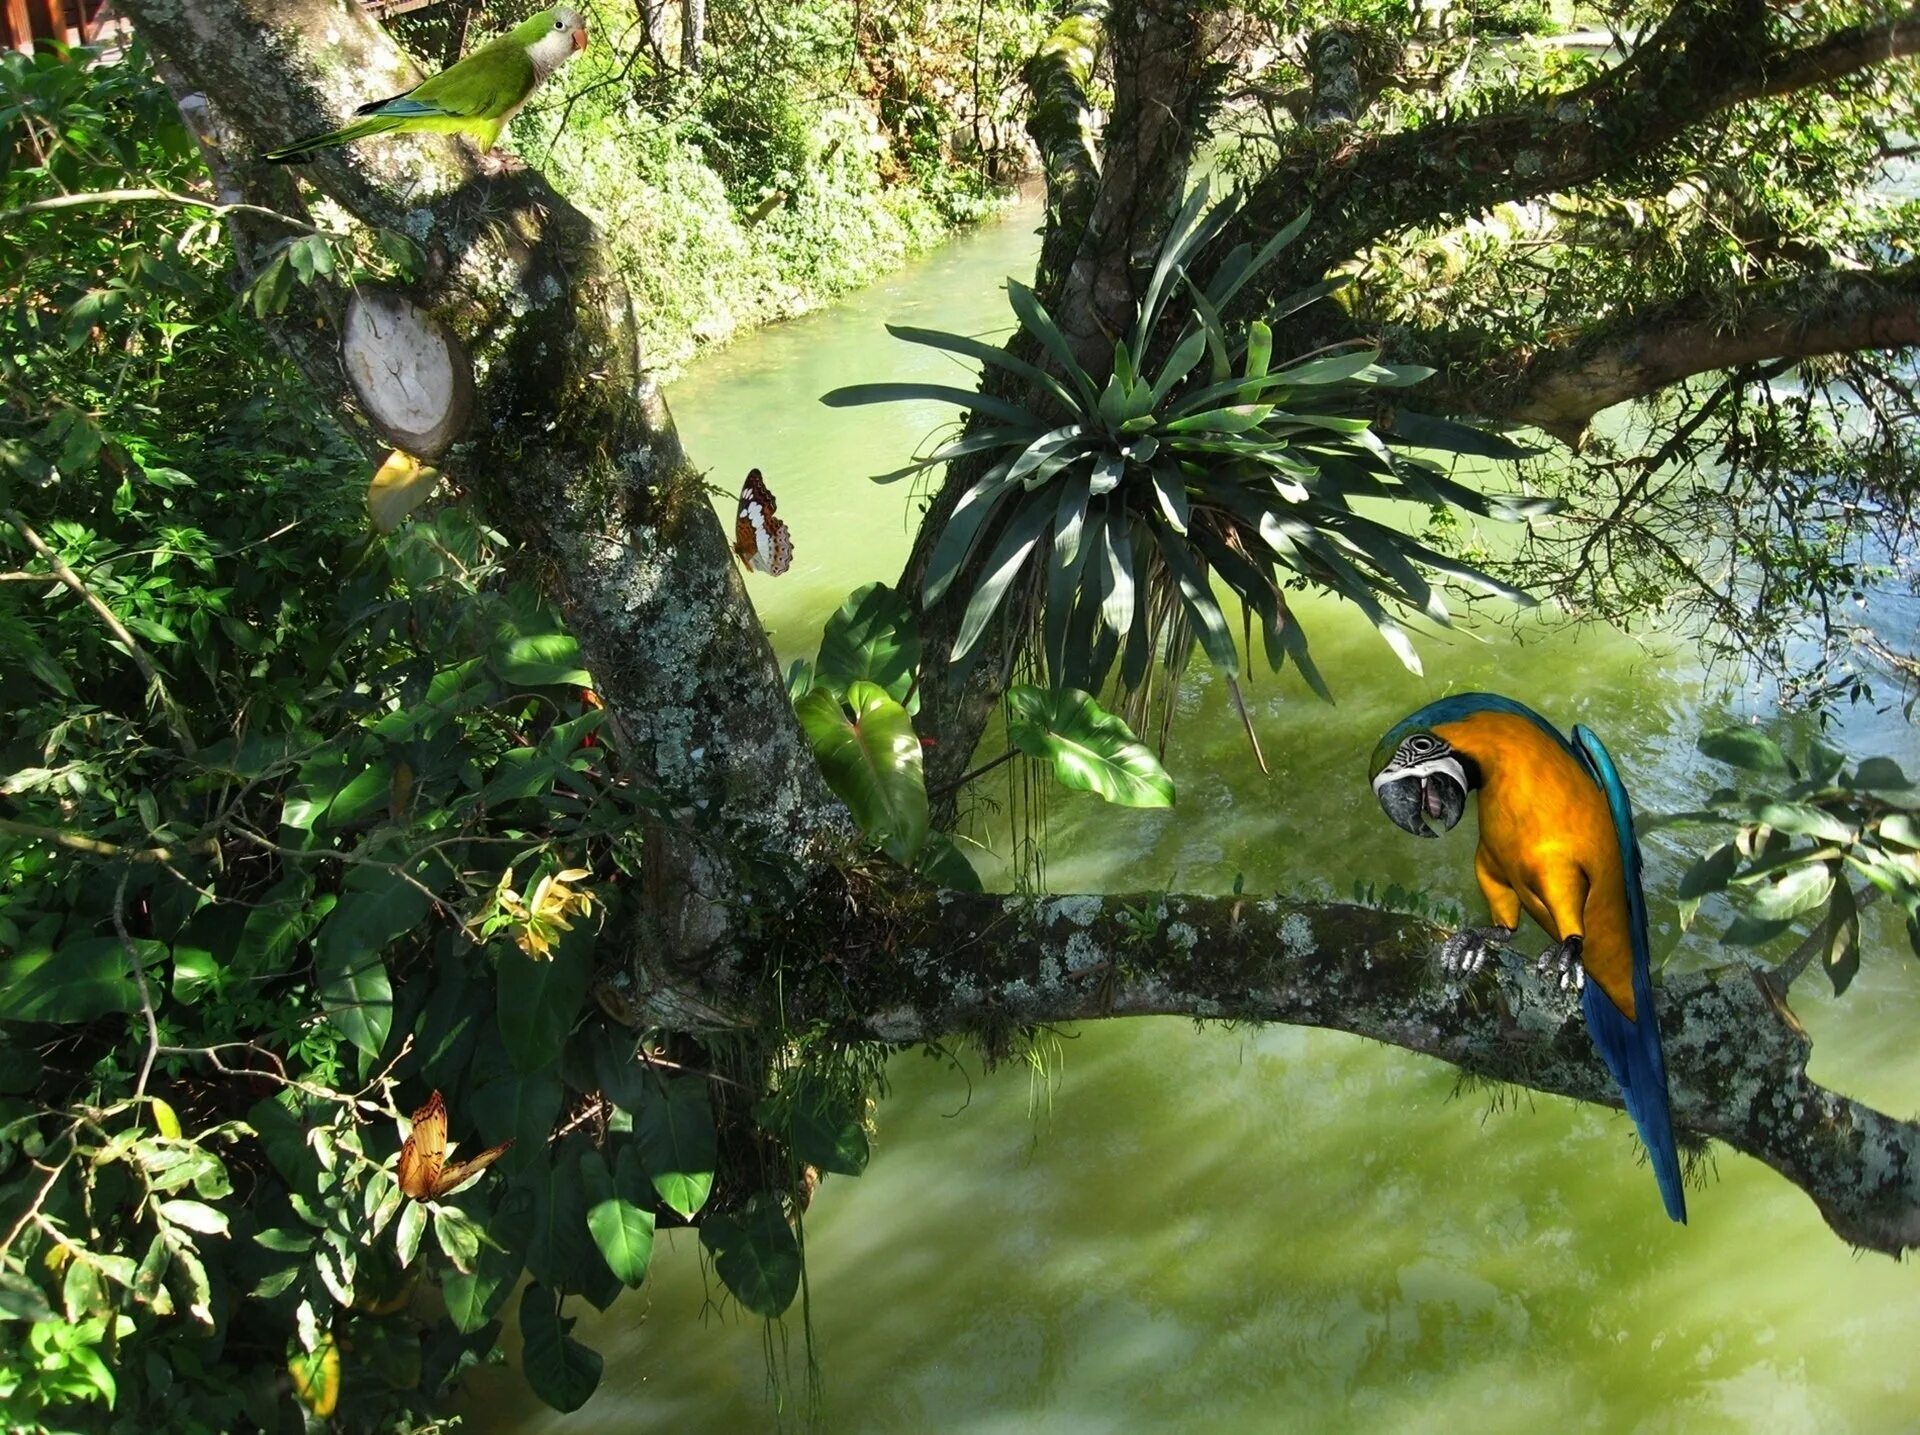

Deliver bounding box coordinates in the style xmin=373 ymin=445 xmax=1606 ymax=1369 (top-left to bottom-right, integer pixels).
xmin=1368 ymin=693 xmax=1687 ymax=1223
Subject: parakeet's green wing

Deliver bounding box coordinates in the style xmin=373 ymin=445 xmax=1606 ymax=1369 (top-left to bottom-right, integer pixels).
xmin=263 ymin=40 xmax=540 ymax=162
xmin=368 ymin=41 xmax=538 ymax=122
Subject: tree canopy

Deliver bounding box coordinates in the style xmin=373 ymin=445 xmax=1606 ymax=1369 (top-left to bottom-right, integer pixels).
xmin=1 ymin=0 xmax=1917 ymax=1427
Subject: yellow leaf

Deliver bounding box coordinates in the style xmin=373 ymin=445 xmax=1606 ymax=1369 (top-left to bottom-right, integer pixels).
xmin=367 ymin=449 xmax=442 ymax=534
xmin=150 ymin=1096 xmax=182 ymax=1139
xmin=289 ymin=1333 xmax=342 ymax=1418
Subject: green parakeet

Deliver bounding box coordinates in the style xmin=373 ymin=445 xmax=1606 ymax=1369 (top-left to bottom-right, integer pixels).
xmin=264 ymin=7 xmax=588 ymax=165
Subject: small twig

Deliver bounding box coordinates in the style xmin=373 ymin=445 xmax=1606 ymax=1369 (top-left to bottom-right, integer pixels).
xmin=116 ymin=866 xmax=163 ymax=1101
xmin=0 ymin=1148 xmax=74 ymax=1260
xmin=4 ymin=508 xmax=198 ymax=753
xmin=0 ymin=186 xmax=321 ymax=234
xmin=930 ymin=747 xmax=1019 ymax=797
xmin=0 ymin=817 xmax=215 ymax=863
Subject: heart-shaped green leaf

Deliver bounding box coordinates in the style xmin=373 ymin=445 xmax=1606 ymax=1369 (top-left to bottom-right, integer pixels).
xmin=1005 ymin=685 xmax=1174 ymax=808
xmin=700 ymin=1197 xmax=800 ymax=1319
xmin=795 ymin=681 xmax=929 ymax=864
xmin=814 ymin=582 xmax=921 ymax=709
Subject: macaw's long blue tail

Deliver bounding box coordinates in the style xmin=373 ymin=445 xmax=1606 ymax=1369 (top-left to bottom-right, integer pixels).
xmin=1582 ymin=980 xmax=1687 ymax=1222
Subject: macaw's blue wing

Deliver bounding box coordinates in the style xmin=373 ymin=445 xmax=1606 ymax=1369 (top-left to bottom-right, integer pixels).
xmin=1572 ymin=723 xmax=1688 ymax=1224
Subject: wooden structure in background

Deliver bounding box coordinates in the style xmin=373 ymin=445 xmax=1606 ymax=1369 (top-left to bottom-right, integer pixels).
xmin=3 ymin=0 xmax=127 ymax=52
xmin=3 ymin=0 xmax=452 ymax=53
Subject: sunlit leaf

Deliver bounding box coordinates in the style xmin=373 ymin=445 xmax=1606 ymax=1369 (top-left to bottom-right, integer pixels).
xmin=635 ymin=1076 xmax=716 ymax=1221
xmin=1005 ymin=685 xmax=1174 ymax=808
xmin=794 ymin=682 xmax=929 ymax=864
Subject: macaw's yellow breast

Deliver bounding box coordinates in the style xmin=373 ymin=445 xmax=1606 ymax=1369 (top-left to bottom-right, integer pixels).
xmin=1434 ymin=711 xmax=1638 ymax=1017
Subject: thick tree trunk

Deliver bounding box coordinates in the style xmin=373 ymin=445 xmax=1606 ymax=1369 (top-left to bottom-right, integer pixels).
xmin=681 ymin=0 xmax=704 ymax=73
xmin=122 ymin=0 xmax=847 ymax=971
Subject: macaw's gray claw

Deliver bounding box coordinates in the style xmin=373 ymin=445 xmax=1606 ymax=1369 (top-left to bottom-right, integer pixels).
xmin=1441 ymin=924 xmax=1515 ymax=976
xmin=1536 ymin=935 xmax=1586 ymax=992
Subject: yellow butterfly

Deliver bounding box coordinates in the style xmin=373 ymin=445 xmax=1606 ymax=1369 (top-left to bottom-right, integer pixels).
xmin=395 ymin=1091 xmax=512 ymax=1201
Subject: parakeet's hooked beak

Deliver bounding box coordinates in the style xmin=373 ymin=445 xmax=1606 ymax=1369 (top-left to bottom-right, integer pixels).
xmin=572 ymin=25 xmax=588 ymax=52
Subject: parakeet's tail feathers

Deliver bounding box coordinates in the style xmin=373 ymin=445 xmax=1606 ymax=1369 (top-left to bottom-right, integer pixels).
xmin=1571 ymin=723 xmax=1688 ymax=1224
xmin=263 ymin=115 xmax=408 ymax=163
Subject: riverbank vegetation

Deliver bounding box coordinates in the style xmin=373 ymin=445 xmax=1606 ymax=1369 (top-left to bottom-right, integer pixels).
xmin=2 ymin=0 xmax=1918 ymax=1429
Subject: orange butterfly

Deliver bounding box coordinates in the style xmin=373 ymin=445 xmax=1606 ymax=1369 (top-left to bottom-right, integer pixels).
xmin=395 ymin=1091 xmax=512 ymax=1201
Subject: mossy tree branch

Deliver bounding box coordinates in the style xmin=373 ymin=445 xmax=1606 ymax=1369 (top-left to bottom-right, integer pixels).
xmin=1225 ymin=0 xmax=1920 ymax=322
xmin=730 ymin=886 xmax=1912 ymax=1258
xmin=1429 ymin=262 xmax=1920 ymax=441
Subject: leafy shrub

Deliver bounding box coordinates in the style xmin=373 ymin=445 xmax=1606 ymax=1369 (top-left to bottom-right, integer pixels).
xmin=1662 ymin=728 xmax=1920 ymax=993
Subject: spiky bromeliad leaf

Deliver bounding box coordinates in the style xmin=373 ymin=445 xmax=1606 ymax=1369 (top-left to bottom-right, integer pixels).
xmin=820 ymin=381 xmax=1043 ymax=431
xmin=1007 ymin=278 xmax=1100 ymax=410
xmin=950 ymin=499 xmax=1055 ymax=665
xmin=794 ymin=682 xmax=929 ymax=864
xmin=1005 ymin=685 xmax=1175 ymax=808
xmin=884 ymin=322 xmax=1080 ymax=414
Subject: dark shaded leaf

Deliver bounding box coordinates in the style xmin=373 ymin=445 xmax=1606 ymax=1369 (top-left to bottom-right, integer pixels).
xmin=498 ymin=913 xmax=594 ymax=1074
xmin=519 ymin=1284 xmax=601 ymax=1413
xmin=700 ymin=1198 xmax=801 ymax=1319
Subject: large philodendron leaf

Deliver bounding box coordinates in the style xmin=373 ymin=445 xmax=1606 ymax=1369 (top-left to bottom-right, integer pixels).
xmin=1004 ymin=684 xmax=1175 ymax=808
xmin=814 ymin=582 xmax=921 ymax=709
xmin=795 ymin=681 xmax=930 ymax=864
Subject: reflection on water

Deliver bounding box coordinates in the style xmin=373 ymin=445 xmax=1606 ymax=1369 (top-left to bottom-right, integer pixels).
xmin=469 ymin=197 xmax=1920 ymax=1434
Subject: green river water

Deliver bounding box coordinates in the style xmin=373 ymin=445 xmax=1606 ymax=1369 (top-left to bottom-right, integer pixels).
xmin=469 ymin=196 xmax=1920 ymax=1433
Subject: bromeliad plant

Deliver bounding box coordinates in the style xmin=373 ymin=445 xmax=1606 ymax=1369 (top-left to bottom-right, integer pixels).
xmin=823 ymin=180 xmax=1554 ymax=720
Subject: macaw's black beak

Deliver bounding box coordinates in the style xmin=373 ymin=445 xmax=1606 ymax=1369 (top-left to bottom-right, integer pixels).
xmin=1376 ymin=774 xmax=1434 ymax=837
xmin=1376 ymin=771 xmax=1466 ymax=837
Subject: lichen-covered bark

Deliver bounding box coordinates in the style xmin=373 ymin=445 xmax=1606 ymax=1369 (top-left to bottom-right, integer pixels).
xmin=1449 ymin=263 xmax=1920 ymax=441
xmin=1048 ymin=0 xmax=1219 ymax=370
xmin=789 ymin=887 xmax=1918 ymax=1257
xmin=124 ymin=0 xmax=848 ymax=963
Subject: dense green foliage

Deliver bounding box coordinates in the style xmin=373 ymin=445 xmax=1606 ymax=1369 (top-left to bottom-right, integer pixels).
xmin=459 ymin=0 xmax=1048 ymax=368
xmin=0 ymin=36 xmax=889 ymax=1432
xmin=789 ymin=580 xmax=1171 ymax=881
